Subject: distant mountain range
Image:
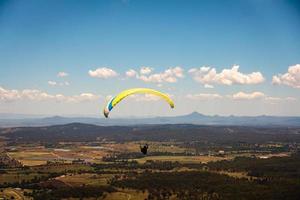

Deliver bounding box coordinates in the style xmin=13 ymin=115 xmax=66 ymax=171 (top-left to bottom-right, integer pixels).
xmin=2 ymin=123 xmax=300 ymax=144
xmin=0 ymin=112 xmax=300 ymax=127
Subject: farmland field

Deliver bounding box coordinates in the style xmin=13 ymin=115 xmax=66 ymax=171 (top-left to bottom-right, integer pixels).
xmin=1 ymin=124 xmax=300 ymax=199
xmin=135 ymin=155 xmax=229 ymax=164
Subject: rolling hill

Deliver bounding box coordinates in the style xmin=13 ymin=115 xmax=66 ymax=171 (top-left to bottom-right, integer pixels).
xmin=0 ymin=112 xmax=300 ymax=127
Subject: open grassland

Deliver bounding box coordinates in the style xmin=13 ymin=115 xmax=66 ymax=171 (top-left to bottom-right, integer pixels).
xmin=104 ymin=189 xmax=148 ymax=200
xmin=7 ymin=146 xmax=108 ymax=166
xmin=134 ymin=141 xmax=188 ymax=153
xmin=55 ymin=173 xmax=115 ymax=187
xmin=102 ymin=141 xmax=188 ymax=154
xmin=5 ymin=142 xmax=190 ymax=166
xmin=0 ymin=188 xmax=32 ymax=200
xmin=5 ymin=141 xmax=289 ymax=168
xmin=53 ymin=144 xmax=110 ymax=161
xmin=102 ymin=142 xmax=144 ymax=153
xmin=212 ymin=170 xmax=253 ymax=179
xmin=8 ymin=151 xmax=58 ymax=166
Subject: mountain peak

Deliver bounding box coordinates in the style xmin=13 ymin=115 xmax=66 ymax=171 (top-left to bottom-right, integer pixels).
xmin=44 ymin=115 xmax=65 ymax=120
xmin=187 ymin=112 xmax=206 ymax=117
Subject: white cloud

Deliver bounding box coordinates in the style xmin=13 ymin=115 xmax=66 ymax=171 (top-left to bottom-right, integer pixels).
xmin=140 ymin=67 xmax=153 ymax=75
xmin=0 ymin=86 xmax=100 ymax=103
xmin=272 ymin=64 xmax=300 ymax=88
xmin=0 ymin=87 xmax=20 ymax=102
xmin=21 ymin=89 xmax=54 ymax=101
xmin=48 ymin=81 xmax=69 ymax=86
xmin=88 ymin=67 xmax=118 ymax=79
xmin=264 ymin=96 xmax=297 ymax=104
xmin=48 ymin=81 xmax=57 ymax=86
xmin=189 ymin=65 xmax=264 ymax=86
xmin=232 ymin=91 xmax=265 ymax=100
xmin=69 ymin=93 xmax=100 ymax=102
xmin=185 ymin=91 xmax=297 ymax=103
xmin=58 ymin=81 xmax=70 ymax=86
xmin=230 ymin=92 xmax=297 ymax=103
xmin=125 ymin=66 xmax=184 ymax=83
xmin=185 ymin=91 xmax=297 ymax=106
xmin=57 ymin=72 xmax=69 ymax=77
xmin=204 ymin=84 xmax=214 ymax=88
xmin=125 ymin=69 xmax=137 ymax=78
xmin=137 ymin=66 xmax=184 ymax=83
xmin=186 ymin=93 xmax=222 ymax=100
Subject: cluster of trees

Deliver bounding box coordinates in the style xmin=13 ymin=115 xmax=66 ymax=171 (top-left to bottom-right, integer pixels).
xmin=112 ymin=170 xmax=300 ymax=200
xmin=103 ymin=152 xmax=193 ymax=162
xmin=183 ymin=141 xmax=292 ymax=155
xmin=4 ymin=124 xmax=300 ymax=144
xmin=206 ymin=152 xmax=300 ymax=178
xmin=0 ymin=153 xmax=23 ymax=168
xmin=1 ymin=152 xmax=300 ymax=199
xmin=30 ymin=185 xmax=116 ymax=200
xmin=93 ymin=160 xmax=181 ymax=171
xmin=105 ymin=152 xmax=300 ymax=199
xmin=0 ymin=172 xmax=63 ymax=188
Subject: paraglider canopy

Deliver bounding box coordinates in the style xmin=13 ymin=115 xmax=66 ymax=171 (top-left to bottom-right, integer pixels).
xmin=103 ymin=88 xmax=174 ymax=118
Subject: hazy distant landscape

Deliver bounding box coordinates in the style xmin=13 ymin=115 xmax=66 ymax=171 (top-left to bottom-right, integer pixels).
xmin=1 ymin=112 xmax=300 ymax=127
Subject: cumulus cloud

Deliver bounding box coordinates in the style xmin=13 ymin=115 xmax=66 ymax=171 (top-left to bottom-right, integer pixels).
xmin=137 ymin=67 xmax=184 ymax=83
xmin=48 ymin=81 xmax=69 ymax=86
xmin=186 ymin=93 xmax=222 ymax=100
xmin=189 ymin=65 xmax=264 ymax=86
xmin=88 ymin=67 xmax=118 ymax=79
xmin=185 ymin=91 xmax=297 ymax=104
xmin=21 ymin=89 xmax=54 ymax=101
xmin=264 ymin=96 xmax=297 ymax=104
xmin=69 ymin=93 xmax=100 ymax=102
xmin=125 ymin=66 xmax=184 ymax=84
xmin=204 ymin=84 xmax=214 ymax=88
xmin=0 ymin=86 xmax=100 ymax=103
xmin=232 ymin=91 xmax=265 ymax=100
xmin=48 ymin=81 xmax=57 ymax=86
xmin=0 ymin=87 xmax=21 ymax=102
xmin=272 ymin=64 xmax=300 ymax=88
xmin=230 ymin=92 xmax=297 ymax=103
xmin=57 ymin=72 xmax=69 ymax=77
xmin=125 ymin=69 xmax=137 ymax=78
xmin=140 ymin=67 xmax=153 ymax=75
xmin=49 ymin=72 xmax=70 ymax=86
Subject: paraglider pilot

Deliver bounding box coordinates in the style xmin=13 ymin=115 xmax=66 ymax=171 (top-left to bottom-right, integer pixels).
xmin=140 ymin=144 xmax=148 ymax=155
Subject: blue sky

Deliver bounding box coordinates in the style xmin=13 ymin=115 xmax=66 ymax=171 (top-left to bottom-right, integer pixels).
xmin=0 ymin=0 xmax=300 ymax=117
